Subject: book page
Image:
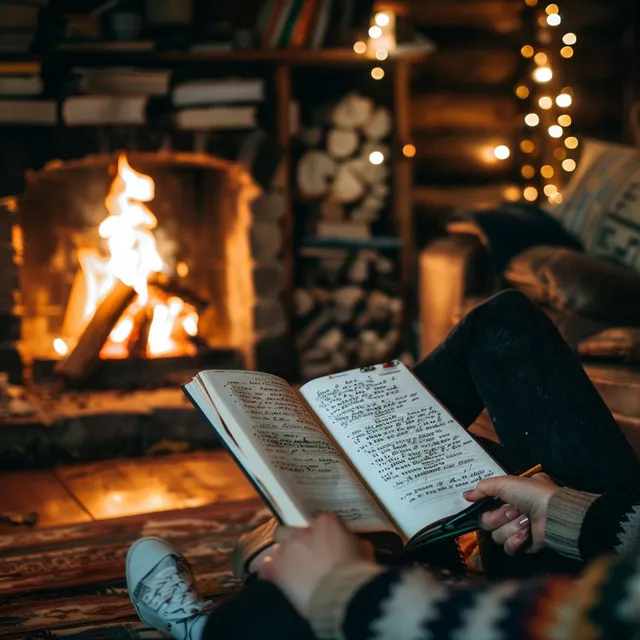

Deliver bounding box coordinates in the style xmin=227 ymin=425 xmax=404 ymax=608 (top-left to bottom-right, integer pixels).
xmin=301 ymin=362 xmax=504 ymax=540
xmin=198 ymin=370 xmax=394 ymax=534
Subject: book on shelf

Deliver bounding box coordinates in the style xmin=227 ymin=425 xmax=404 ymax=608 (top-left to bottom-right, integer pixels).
xmin=56 ymin=40 xmax=155 ymax=52
xmin=172 ymin=78 xmax=264 ymax=108
xmin=72 ymin=67 xmax=171 ymax=96
xmin=0 ymin=75 xmax=42 ymax=96
xmin=0 ymin=31 xmax=35 ymax=52
xmin=62 ymin=95 xmax=148 ymax=125
xmin=0 ymin=2 xmax=40 ymax=28
xmin=175 ymin=105 xmax=257 ymax=131
xmin=0 ymin=99 xmax=55 ymax=124
xmin=259 ymin=0 xmax=331 ymax=49
xmin=315 ymin=221 xmax=372 ymax=240
xmin=183 ymin=361 xmax=504 ymax=550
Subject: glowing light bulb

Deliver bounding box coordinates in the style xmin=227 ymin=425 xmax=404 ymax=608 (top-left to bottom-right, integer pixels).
xmin=556 ymin=93 xmax=572 ymax=107
xmin=541 ymin=165 xmax=555 ymax=178
xmin=515 ymin=85 xmax=530 ymax=99
xmin=402 ymin=144 xmax=416 ymax=158
xmin=558 ymin=114 xmax=572 ymax=127
xmin=368 ymin=25 xmax=382 ymax=39
xmin=369 ymin=151 xmax=384 ymax=165
xmin=525 ymin=113 xmax=540 ymax=126
xmin=562 ymin=158 xmax=577 ymax=172
xmin=545 ymin=3 xmax=559 ymax=13
xmin=375 ymin=12 xmax=390 ymax=27
xmin=523 ymin=186 xmax=539 ymax=201
xmin=176 ymin=261 xmax=189 ymax=278
xmin=525 ymin=0 xmax=538 ymax=5
xmin=563 ymin=33 xmax=577 ymax=45
xmin=353 ymin=41 xmax=367 ymax=54
xmin=565 ymin=136 xmax=579 ymax=149
xmin=549 ymin=192 xmax=563 ymax=204
xmin=539 ymin=96 xmax=553 ymax=109
xmin=493 ymin=145 xmax=511 ymax=160
xmin=376 ymin=49 xmax=388 ymax=60
xmin=534 ymin=52 xmax=548 ymax=65
xmin=533 ymin=66 xmax=553 ymax=83
xmin=561 ymin=46 xmax=574 ymax=58
xmin=503 ymin=186 xmax=521 ymax=202
xmin=53 ymin=338 xmax=68 ymax=357
xmin=544 ymin=184 xmax=558 ymax=196
xmin=371 ymin=67 xmax=385 ymax=80
xmin=521 ymin=165 xmax=536 ymax=179
xmin=520 ymin=140 xmax=535 ymax=153
xmin=547 ymin=13 xmax=561 ymax=26
xmin=521 ymin=45 xmax=535 ymax=57
xmin=549 ymin=125 xmax=563 ymax=138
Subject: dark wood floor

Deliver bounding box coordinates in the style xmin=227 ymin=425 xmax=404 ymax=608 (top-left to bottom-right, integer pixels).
xmin=0 ymin=451 xmax=257 ymax=534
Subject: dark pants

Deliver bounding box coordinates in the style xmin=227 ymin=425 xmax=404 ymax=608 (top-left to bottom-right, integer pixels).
xmin=204 ymin=290 xmax=640 ymax=639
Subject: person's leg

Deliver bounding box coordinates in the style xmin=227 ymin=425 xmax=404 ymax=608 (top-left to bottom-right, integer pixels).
xmin=413 ymin=290 xmax=640 ymax=493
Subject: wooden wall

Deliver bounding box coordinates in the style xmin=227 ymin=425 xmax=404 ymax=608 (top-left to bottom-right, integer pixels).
xmin=402 ymin=0 xmax=632 ymax=235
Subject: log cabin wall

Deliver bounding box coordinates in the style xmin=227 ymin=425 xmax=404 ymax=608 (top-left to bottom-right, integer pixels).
xmin=402 ymin=0 xmax=633 ymax=243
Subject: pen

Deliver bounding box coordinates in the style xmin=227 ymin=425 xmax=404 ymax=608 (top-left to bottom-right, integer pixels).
xmin=442 ymin=463 xmax=544 ymax=533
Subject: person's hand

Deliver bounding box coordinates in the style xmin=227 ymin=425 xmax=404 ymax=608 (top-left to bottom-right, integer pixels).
xmin=463 ymin=473 xmax=559 ymax=555
xmin=258 ymin=513 xmax=375 ymax=617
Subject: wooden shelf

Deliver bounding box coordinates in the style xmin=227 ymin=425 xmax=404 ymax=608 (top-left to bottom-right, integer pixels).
xmin=0 ymin=47 xmax=430 ymax=66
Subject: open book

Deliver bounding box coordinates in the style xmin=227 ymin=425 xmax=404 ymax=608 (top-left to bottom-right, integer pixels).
xmin=183 ymin=361 xmax=504 ymax=549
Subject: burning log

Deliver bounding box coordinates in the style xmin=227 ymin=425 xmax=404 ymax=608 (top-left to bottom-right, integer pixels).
xmin=127 ymin=305 xmax=153 ymax=358
xmin=55 ymin=279 xmax=136 ymax=382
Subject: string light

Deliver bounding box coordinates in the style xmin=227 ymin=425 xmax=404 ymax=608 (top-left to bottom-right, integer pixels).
xmin=376 ymin=49 xmax=388 ymax=60
xmin=545 ymin=3 xmax=559 ymax=13
xmin=562 ymin=33 xmax=577 ymax=45
xmin=369 ymin=150 xmax=384 ymax=164
xmin=368 ymin=25 xmax=382 ymax=38
xmin=353 ymin=41 xmax=367 ymax=54
xmin=533 ymin=66 xmax=553 ymax=82
xmin=523 ymin=186 xmax=539 ymax=201
xmin=374 ymin=12 xmax=390 ymax=27
xmin=547 ymin=13 xmax=561 ymax=26
xmin=521 ymin=45 xmax=535 ymax=57
xmin=544 ymin=184 xmax=558 ymax=196
xmin=556 ymin=92 xmax=572 ymax=107
xmin=558 ymin=114 xmax=572 ymax=126
xmin=560 ymin=46 xmax=573 ymax=58
xmin=520 ymin=140 xmax=535 ymax=153
xmin=539 ymin=96 xmax=553 ymax=109
xmin=548 ymin=124 xmax=563 ymax=138
xmin=371 ymin=67 xmax=385 ymax=80
xmin=516 ymin=85 xmax=530 ymax=99
xmin=562 ymin=158 xmax=577 ymax=171
xmin=494 ymin=145 xmax=511 ymax=160
xmin=565 ymin=136 xmax=579 ymax=149
xmin=356 ymin=10 xmax=396 ymax=83
xmin=534 ymin=52 xmax=548 ymax=65
xmin=525 ymin=0 xmax=538 ymax=5
xmin=402 ymin=144 xmax=416 ymax=158
xmin=549 ymin=192 xmax=563 ymax=204
xmin=525 ymin=113 xmax=540 ymax=126
xmin=541 ymin=165 xmax=555 ymax=178
xmin=522 ymin=165 xmax=536 ymax=178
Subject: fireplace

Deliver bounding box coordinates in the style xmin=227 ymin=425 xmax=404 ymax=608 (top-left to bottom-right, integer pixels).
xmin=13 ymin=151 xmax=262 ymax=388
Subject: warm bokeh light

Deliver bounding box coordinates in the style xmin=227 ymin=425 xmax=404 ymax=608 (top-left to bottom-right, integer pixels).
xmin=503 ymin=186 xmax=522 ymax=201
xmin=560 ymin=46 xmax=574 ymax=58
xmin=371 ymin=67 xmax=385 ymax=80
xmin=562 ymin=158 xmax=577 ymax=172
xmin=516 ymin=85 xmax=530 ymax=99
xmin=558 ymin=114 xmax=572 ymax=126
xmin=368 ymin=25 xmax=382 ymax=39
xmin=375 ymin=12 xmax=390 ymax=27
xmin=534 ymin=52 xmax=548 ymax=65
xmin=547 ymin=13 xmax=561 ymax=26
xmin=176 ymin=261 xmax=189 ymax=278
xmin=549 ymin=192 xmax=563 ymax=204
xmin=565 ymin=136 xmax=579 ymax=149
xmin=563 ymin=33 xmax=577 ymax=45
xmin=539 ymin=96 xmax=553 ymax=109
xmin=545 ymin=3 xmax=559 ymax=13
xmin=376 ymin=49 xmax=388 ymax=60
xmin=554 ymin=148 xmax=567 ymax=160
xmin=521 ymin=45 xmax=535 ymax=57
xmin=493 ymin=145 xmax=511 ymax=160
xmin=524 ymin=186 xmax=539 ymax=201
xmin=369 ymin=150 xmax=384 ymax=165
xmin=53 ymin=337 xmax=69 ymax=357
xmin=556 ymin=93 xmax=572 ymax=107
xmin=522 ymin=165 xmax=536 ymax=179
xmin=533 ymin=66 xmax=553 ymax=83
xmin=544 ymin=184 xmax=558 ymax=196
xmin=402 ymin=143 xmax=416 ymax=158
xmin=548 ymin=125 xmax=563 ymax=138
xmin=353 ymin=41 xmax=367 ymax=54
xmin=525 ymin=0 xmax=538 ymax=5
xmin=525 ymin=113 xmax=540 ymax=126
xmin=541 ymin=165 xmax=555 ymax=178
xmin=521 ymin=140 xmax=535 ymax=153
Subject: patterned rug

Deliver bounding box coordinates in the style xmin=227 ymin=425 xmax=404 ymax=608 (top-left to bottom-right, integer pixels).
xmin=0 ymin=499 xmax=269 ymax=639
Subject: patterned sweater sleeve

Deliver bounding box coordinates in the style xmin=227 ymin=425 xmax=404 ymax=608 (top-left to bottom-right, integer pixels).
xmin=545 ymin=488 xmax=640 ymax=561
xmin=307 ymin=548 xmax=640 ymax=640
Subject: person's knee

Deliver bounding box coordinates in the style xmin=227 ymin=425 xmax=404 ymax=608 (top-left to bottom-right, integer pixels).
xmin=482 ymin=289 xmax=536 ymax=316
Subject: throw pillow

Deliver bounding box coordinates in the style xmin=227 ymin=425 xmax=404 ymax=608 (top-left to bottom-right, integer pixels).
xmin=548 ymin=139 xmax=640 ymax=272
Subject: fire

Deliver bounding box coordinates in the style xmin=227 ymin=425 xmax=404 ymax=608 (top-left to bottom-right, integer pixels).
xmin=55 ymin=154 xmax=199 ymax=360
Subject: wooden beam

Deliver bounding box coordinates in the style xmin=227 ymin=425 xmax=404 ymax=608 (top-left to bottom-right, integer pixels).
xmin=411 ymin=93 xmax=518 ymax=132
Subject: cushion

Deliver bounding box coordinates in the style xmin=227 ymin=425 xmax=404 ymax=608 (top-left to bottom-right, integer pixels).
xmin=548 ymin=139 xmax=640 ymax=272
xmin=505 ymin=245 xmax=640 ymax=326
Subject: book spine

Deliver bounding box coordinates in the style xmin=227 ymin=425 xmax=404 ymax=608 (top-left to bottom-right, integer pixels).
xmin=290 ymin=0 xmax=317 ymax=48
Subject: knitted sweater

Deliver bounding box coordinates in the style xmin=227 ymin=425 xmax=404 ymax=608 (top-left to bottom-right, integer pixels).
xmin=307 ymin=488 xmax=640 ymax=640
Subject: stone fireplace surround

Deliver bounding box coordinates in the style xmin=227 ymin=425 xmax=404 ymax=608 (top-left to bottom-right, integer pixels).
xmin=0 ymin=150 xmax=290 ymax=466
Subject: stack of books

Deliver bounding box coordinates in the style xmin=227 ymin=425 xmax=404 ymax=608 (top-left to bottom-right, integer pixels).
xmin=61 ymin=67 xmax=171 ymax=126
xmin=0 ymin=0 xmax=48 ymax=52
xmin=172 ymin=77 xmax=264 ymax=131
xmin=0 ymin=60 xmax=56 ymax=125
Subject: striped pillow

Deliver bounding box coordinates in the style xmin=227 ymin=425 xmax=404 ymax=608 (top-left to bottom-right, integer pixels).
xmin=549 ymin=139 xmax=640 ymax=272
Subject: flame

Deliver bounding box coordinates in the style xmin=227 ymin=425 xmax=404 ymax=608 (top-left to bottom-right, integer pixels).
xmin=55 ymin=154 xmax=199 ymax=360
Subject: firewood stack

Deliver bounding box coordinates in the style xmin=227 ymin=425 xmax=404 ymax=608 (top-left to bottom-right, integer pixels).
xmin=294 ymin=93 xmax=401 ymax=380
xmin=0 ymin=198 xmax=23 ymax=383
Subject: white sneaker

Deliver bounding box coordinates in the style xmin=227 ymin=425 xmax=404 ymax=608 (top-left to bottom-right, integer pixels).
xmin=126 ymin=536 xmax=211 ymax=640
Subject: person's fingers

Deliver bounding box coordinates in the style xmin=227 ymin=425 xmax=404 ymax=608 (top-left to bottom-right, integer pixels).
xmin=358 ymin=539 xmax=375 ymax=561
xmin=503 ymin=525 xmax=531 ymax=556
xmin=257 ymin=554 xmax=276 ymax=580
xmin=491 ymin=516 xmax=529 ymax=545
xmin=274 ymin=526 xmax=297 ymax=543
xmin=479 ymin=503 xmax=520 ymax=531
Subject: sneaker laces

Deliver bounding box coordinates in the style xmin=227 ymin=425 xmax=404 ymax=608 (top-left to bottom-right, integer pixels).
xmin=140 ymin=559 xmax=211 ymax=621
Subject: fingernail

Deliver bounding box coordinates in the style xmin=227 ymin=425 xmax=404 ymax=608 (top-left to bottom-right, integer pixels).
xmin=504 ymin=508 xmax=518 ymax=520
xmin=519 ymin=516 xmax=530 ymax=528
xmin=463 ymin=490 xmax=473 ymax=499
